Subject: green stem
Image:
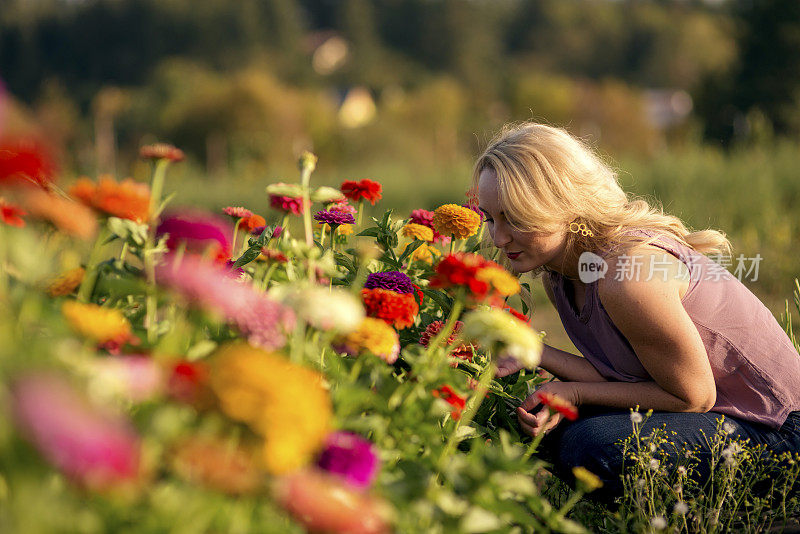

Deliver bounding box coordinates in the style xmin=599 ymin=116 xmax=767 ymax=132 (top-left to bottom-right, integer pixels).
xmin=77 ymin=225 xmax=110 ymax=302
xmin=555 ymin=490 xmax=585 ymax=520
xmin=148 ymin=159 xmax=170 ymax=220
xmin=231 ymin=219 xmax=242 ymax=255
xmin=329 ymin=224 xmax=337 ymax=253
xmin=356 ymin=200 xmax=364 ymax=228
xmin=261 ymin=263 xmax=278 ymax=290
xmin=0 ymin=224 xmax=7 ymax=297
xmin=116 ymin=242 xmax=129 ymax=270
xmin=300 ymin=168 xmax=313 ymax=247
xmin=449 ymin=234 xmax=455 ymax=255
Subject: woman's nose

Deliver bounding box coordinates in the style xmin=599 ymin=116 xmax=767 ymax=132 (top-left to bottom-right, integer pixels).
xmin=492 ymin=222 xmax=512 ymax=248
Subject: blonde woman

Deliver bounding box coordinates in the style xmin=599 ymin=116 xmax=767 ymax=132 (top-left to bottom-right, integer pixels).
xmin=474 ymin=122 xmax=800 ymax=498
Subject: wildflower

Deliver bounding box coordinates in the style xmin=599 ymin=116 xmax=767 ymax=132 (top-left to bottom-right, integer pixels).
xmin=157 ymin=255 xmax=295 ymax=350
xmin=402 ymin=223 xmax=434 ymax=242
xmin=410 ymin=208 xmax=449 ymax=244
xmin=46 ymin=267 xmax=85 ymax=297
xmin=650 ymin=516 xmax=667 ymax=530
xmin=361 ymin=288 xmax=419 ymax=329
xmin=156 ymin=209 xmax=232 ymax=256
xmin=673 ymin=501 xmax=688 ymax=515
xmin=166 ymin=360 xmax=212 ymax=408
xmin=211 ymin=343 xmax=332 ymax=474
xmin=281 ymin=286 xmax=364 ymax=334
xmin=636 ymin=478 xmax=646 ymax=488
xmin=0 ymin=198 xmax=26 ymax=226
xmin=240 ymin=213 xmax=265 ymax=233
xmin=364 ymin=271 xmax=414 ymax=294
xmin=340 ymin=179 xmax=382 ymax=205
xmin=139 ymin=143 xmax=185 ymax=162
xmin=274 ymin=469 xmax=393 ymax=534
xmin=460 ymin=308 xmax=543 ymax=367
xmin=62 ymin=301 xmax=132 ymax=345
xmin=537 ymin=391 xmax=579 ymax=421
xmin=630 ymin=411 xmax=644 ymax=424
xmin=172 ymin=437 xmax=261 ymax=495
xmin=69 ymin=175 xmax=150 ymax=222
xmin=677 ymin=465 xmax=687 ymax=476
xmin=317 ymin=431 xmax=380 ymax=489
xmin=419 ymin=320 xmax=474 ymax=363
xmin=405 ymin=242 xmax=441 ymax=263
xmin=475 ymin=266 xmax=520 ymax=297
xmin=723 ymin=422 xmax=736 ymax=434
xmin=432 ymin=203 xmax=481 ymax=239
xmin=11 ymin=373 xmax=141 ymax=491
xmin=572 ymin=466 xmax=603 ymax=491
xmin=649 ymin=458 xmax=661 ymax=470
xmin=0 ymin=137 xmax=56 ymax=188
xmin=314 ymin=209 xmax=355 ymax=226
xmin=337 ymin=317 xmax=400 ymax=363
xmin=222 ymin=206 xmax=253 ymax=219
xmin=19 ymin=188 xmax=98 ymax=239
xmin=432 ymin=385 xmax=467 ymax=420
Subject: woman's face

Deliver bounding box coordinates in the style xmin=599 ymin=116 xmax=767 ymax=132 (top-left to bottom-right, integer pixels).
xmin=477 ymin=168 xmax=570 ymax=274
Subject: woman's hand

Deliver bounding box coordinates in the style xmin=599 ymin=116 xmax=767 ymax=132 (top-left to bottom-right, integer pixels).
xmin=516 ymin=381 xmax=579 ymax=437
xmin=496 ymin=356 xmax=526 ymax=378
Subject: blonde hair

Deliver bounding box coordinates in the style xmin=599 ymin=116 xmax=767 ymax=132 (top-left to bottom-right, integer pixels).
xmin=472 ymin=122 xmax=731 ymax=276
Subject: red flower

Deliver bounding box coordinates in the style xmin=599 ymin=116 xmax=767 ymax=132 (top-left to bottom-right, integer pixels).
xmin=341 ymin=179 xmax=382 ymax=205
xmin=504 ymin=306 xmax=530 ymax=324
xmin=429 ymin=253 xmax=491 ymax=298
xmin=167 ymin=360 xmax=211 ymax=407
xmin=432 ymin=385 xmax=467 ymax=420
xmin=361 ymin=288 xmax=418 ymax=330
xmin=0 ymin=137 xmax=57 ymax=188
xmin=536 ymin=391 xmax=579 ymax=421
xmin=1 ymin=198 xmax=26 ymax=227
xmin=240 ymin=214 xmax=266 ymax=233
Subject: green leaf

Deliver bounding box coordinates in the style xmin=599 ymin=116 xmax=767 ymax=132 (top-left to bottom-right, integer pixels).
xmin=232 ymin=245 xmax=262 ymax=268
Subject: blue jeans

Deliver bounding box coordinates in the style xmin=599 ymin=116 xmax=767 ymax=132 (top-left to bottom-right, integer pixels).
xmin=537 ymin=408 xmax=800 ymax=501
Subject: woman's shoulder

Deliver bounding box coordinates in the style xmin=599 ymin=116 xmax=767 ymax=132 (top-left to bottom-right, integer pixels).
xmin=597 ymin=243 xmax=690 ymax=302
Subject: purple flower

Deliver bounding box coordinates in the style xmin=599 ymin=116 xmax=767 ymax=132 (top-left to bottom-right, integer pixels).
xmin=314 ymin=210 xmax=355 ymax=226
xmin=317 ymin=431 xmax=380 ymax=489
xmin=364 ymin=271 xmax=414 ymax=294
xmin=157 ymin=209 xmax=232 ymax=254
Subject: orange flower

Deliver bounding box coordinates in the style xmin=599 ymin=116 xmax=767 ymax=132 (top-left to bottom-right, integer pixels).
xmin=1 ymin=198 xmax=26 ymax=227
xmin=46 ymin=267 xmax=85 ymax=297
xmin=401 ymin=223 xmax=434 ymax=242
xmin=171 ymin=438 xmax=261 ymax=495
xmin=536 ymin=391 xmax=579 ymax=421
xmin=432 ymin=385 xmax=467 ymax=420
xmin=361 ymin=288 xmax=418 ymax=329
xmin=139 ymin=143 xmax=185 ymax=162
xmin=70 ymin=175 xmax=150 ymax=222
xmin=20 ymin=188 xmax=97 ymax=239
xmin=240 ymin=214 xmax=265 ymax=233
xmin=340 ymin=179 xmax=382 ymax=205
xmin=432 ymin=204 xmax=481 ymax=239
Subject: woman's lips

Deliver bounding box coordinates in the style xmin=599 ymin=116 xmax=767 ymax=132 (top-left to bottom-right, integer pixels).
xmin=505 ymin=251 xmax=521 ymax=260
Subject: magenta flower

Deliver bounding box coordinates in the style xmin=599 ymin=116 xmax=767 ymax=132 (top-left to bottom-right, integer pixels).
xmin=156 ymin=255 xmax=295 ymax=350
xmin=156 ymin=209 xmax=232 ymax=255
xmin=270 ymin=195 xmax=304 ymax=215
xmin=11 ymin=373 xmax=141 ymax=490
xmin=364 ymin=271 xmax=414 ymax=294
xmin=317 ymin=431 xmax=380 ymax=489
xmin=409 ymin=208 xmax=450 ymax=245
xmin=314 ymin=210 xmax=355 ymax=226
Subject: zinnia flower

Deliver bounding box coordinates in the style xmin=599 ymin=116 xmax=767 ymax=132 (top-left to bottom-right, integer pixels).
xmin=46 ymin=267 xmax=85 ymax=297
xmin=459 ymin=308 xmax=543 ymax=367
xmin=430 ymin=252 xmax=492 ymax=297
xmin=475 ymin=266 xmax=520 ymax=297
xmin=211 ymin=343 xmax=332 ymax=474
xmin=336 ymin=317 xmax=400 ymax=363
xmin=69 ymin=175 xmax=150 ymax=223
xmin=401 ymin=223 xmax=434 ymax=242
xmin=314 ymin=210 xmax=355 ymax=226
xmin=361 ymin=288 xmax=418 ymax=329
xmin=419 ymin=320 xmax=473 ymax=363
xmin=410 ymin=208 xmax=450 ymax=245
xmin=340 ymin=179 xmax=382 ymax=205
xmin=328 ymin=199 xmax=357 ymax=215
xmin=240 ymin=213 xmax=265 ymax=233
xmin=62 ymin=301 xmax=133 ymax=345
xmin=19 ymin=188 xmax=98 ymax=239
xmin=280 ymin=286 xmax=364 ymax=334
xmin=156 ymin=209 xmax=232 ymax=256
xmin=432 ymin=385 xmax=467 ymax=420
xmin=157 ymin=255 xmax=295 ymax=350
xmin=139 ymin=143 xmax=185 ymax=162
xmin=432 ymin=204 xmax=481 ymax=239
xmin=172 ymin=437 xmax=261 ymax=495
xmin=317 ymin=431 xmax=380 ymax=489
xmin=364 ymin=271 xmax=414 ymax=294
xmin=1 ymin=197 xmax=26 ymax=227
xmin=0 ymin=137 xmax=57 ymax=188
xmin=537 ymin=391 xmax=579 ymax=421
xmin=11 ymin=373 xmax=141 ymax=490
xmin=403 ymin=242 xmax=441 ymax=264
xmin=274 ymin=469 xmax=393 ymax=534
xmin=223 ymin=206 xmax=253 ymax=219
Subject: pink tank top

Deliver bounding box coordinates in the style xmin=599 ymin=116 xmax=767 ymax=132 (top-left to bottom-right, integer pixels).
xmin=549 ymin=228 xmax=800 ymax=429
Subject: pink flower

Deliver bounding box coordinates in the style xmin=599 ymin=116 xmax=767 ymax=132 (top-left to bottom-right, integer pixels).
xmin=317 ymin=432 xmax=380 ymax=489
xmin=156 ymin=209 xmax=232 ymax=255
xmin=409 ymin=208 xmax=450 ymax=245
xmin=329 ymin=199 xmax=357 ymax=215
xmin=11 ymin=373 xmax=141 ymax=490
xmin=157 ymin=255 xmax=295 ymax=350
xmin=92 ymin=355 xmax=164 ymax=402
xmin=270 ymin=195 xmax=304 ymax=215
xmin=223 ymin=206 xmax=254 ymax=219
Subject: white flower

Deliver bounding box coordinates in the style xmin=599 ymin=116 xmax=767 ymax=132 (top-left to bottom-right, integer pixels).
xmin=278 ymin=286 xmax=364 ymax=333
xmin=677 ymin=466 xmax=687 ymax=476
xmin=459 ymin=308 xmax=542 ymax=367
xmin=630 ymin=411 xmax=643 ymax=424
xmin=650 ymin=516 xmax=667 ymax=530
xmin=723 ymin=422 xmax=736 ymax=435
xmin=636 ymin=478 xmax=646 ymax=488
xmin=673 ymin=501 xmax=688 ymax=515
xmin=649 ymin=458 xmax=660 ymax=470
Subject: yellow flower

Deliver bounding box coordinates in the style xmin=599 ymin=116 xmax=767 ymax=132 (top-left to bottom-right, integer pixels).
xmin=46 ymin=267 xmax=85 ymax=297
xmin=402 ymin=242 xmax=441 ymax=264
xmin=210 ymin=343 xmax=332 ymax=475
xmin=338 ymin=317 xmax=400 ymax=363
xmin=62 ymin=301 xmax=131 ymax=343
xmin=401 ymin=223 xmax=434 ymax=242
xmin=572 ymin=466 xmax=603 ymax=492
xmin=322 ymin=223 xmax=354 ymax=236
xmin=432 ymin=204 xmax=481 ymax=239
xmin=475 ymin=266 xmax=520 ymax=297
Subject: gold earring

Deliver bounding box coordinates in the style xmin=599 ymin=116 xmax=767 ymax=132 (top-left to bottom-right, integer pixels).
xmin=569 ymin=222 xmax=594 ymax=238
